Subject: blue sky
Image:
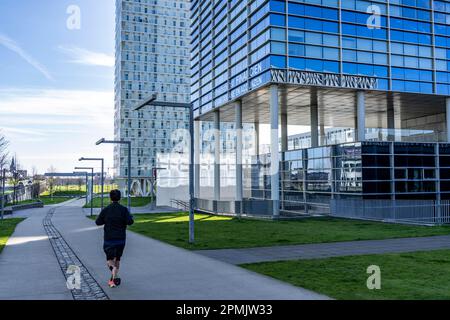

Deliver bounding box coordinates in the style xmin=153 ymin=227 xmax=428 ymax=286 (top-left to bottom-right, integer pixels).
xmin=0 ymin=0 xmax=115 ymax=175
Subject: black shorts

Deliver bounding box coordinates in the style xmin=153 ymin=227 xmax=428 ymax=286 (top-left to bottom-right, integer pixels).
xmin=103 ymin=242 xmax=125 ymax=261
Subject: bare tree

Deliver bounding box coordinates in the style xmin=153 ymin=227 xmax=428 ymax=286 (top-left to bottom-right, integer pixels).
xmin=31 ymin=166 xmax=38 ymax=179
xmin=0 ymin=132 xmax=8 ymax=207
xmin=47 ymin=165 xmax=57 ymax=200
xmin=9 ymin=156 xmax=23 ymax=205
xmin=77 ymin=177 xmax=83 ymax=192
xmin=0 ymin=131 xmax=9 ymax=171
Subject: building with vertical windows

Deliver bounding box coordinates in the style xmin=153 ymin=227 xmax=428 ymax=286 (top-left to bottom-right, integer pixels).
xmin=191 ymin=0 xmax=450 ymax=225
xmin=114 ymin=0 xmax=191 ymax=194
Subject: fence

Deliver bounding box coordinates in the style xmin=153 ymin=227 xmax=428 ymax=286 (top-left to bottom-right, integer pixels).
xmin=330 ymin=199 xmax=450 ymax=225
xmin=2 ymin=183 xmax=41 ymax=206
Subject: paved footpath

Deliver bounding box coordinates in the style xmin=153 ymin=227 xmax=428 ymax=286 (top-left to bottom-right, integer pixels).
xmin=0 ymin=205 xmax=73 ymax=300
xmin=0 ymin=200 xmax=328 ymax=300
xmin=196 ymin=235 xmax=450 ymax=265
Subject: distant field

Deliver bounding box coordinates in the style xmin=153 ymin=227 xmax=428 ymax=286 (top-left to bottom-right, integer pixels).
xmin=40 ymin=184 xmax=118 ymax=196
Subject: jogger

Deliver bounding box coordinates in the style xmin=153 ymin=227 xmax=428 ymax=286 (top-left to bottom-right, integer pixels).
xmin=95 ymin=189 xmax=134 ymax=288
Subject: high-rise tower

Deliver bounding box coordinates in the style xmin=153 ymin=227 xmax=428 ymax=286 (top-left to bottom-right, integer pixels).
xmin=114 ymin=0 xmax=191 ymax=190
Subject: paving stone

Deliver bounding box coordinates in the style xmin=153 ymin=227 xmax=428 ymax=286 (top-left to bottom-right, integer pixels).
xmin=43 ymin=208 xmax=109 ymax=300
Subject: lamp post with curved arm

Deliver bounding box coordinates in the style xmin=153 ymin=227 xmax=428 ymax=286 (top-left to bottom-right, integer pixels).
xmin=75 ymin=167 xmax=94 ymax=217
xmin=96 ymin=139 xmax=131 ymax=213
xmin=79 ymin=157 xmax=105 ymax=211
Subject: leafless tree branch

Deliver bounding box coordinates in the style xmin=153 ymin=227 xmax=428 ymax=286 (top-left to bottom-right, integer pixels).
xmin=0 ymin=131 xmax=9 ymax=170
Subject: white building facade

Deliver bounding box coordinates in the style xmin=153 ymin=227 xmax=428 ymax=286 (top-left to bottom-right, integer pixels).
xmin=114 ymin=0 xmax=191 ymax=193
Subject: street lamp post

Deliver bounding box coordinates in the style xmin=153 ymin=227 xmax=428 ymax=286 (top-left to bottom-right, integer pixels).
xmin=74 ymin=171 xmax=89 ymax=206
xmin=134 ymin=95 xmax=195 ymax=244
xmin=96 ymin=139 xmax=131 ymax=213
xmin=75 ymin=167 xmax=94 ymax=217
xmin=79 ymin=157 xmax=105 ymax=211
xmin=1 ymin=169 xmax=6 ymax=221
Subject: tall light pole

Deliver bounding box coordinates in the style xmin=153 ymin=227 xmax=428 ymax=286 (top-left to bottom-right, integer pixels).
xmin=134 ymin=95 xmax=195 ymax=244
xmin=79 ymin=157 xmax=105 ymax=210
xmin=1 ymin=169 xmax=6 ymax=221
xmin=96 ymin=139 xmax=131 ymax=213
xmin=74 ymin=171 xmax=89 ymax=206
xmin=75 ymin=167 xmax=94 ymax=217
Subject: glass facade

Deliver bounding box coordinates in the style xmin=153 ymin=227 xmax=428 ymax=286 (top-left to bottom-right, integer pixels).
xmin=243 ymin=141 xmax=450 ymax=214
xmin=191 ymin=0 xmax=450 ymax=117
xmin=115 ymin=0 xmax=191 ymax=178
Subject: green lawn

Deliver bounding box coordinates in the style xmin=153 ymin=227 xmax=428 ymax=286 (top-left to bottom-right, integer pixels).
xmin=0 ymin=219 xmax=24 ymax=254
xmin=125 ymin=213 xmax=450 ymax=250
xmin=243 ymin=250 xmax=450 ymax=300
xmin=39 ymin=196 xmax=73 ymax=205
xmin=40 ymin=184 xmax=118 ymax=196
xmin=84 ymin=196 xmax=152 ymax=208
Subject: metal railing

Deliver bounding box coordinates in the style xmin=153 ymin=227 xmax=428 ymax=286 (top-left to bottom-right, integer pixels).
xmin=330 ymin=199 xmax=450 ymax=225
xmin=170 ymin=199 xmax=190 ymax=211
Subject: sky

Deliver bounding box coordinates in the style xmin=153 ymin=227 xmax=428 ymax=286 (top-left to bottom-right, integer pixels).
xmin=0 ymin=0 xmax=115 ymax=175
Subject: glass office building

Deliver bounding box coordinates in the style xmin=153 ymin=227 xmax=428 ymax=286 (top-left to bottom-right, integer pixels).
xmin=114 ymin=0 xmax=190 ymax=194
xmin=191 ymin=0 xmax=450 ymax=224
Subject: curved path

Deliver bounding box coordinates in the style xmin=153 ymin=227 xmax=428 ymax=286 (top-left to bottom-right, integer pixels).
xmin=0 ymin=200 xmax=328 ymax=300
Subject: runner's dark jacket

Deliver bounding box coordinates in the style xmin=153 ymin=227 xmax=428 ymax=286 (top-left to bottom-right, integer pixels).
xmin=95 ymin=202 xmax=134 ymax=241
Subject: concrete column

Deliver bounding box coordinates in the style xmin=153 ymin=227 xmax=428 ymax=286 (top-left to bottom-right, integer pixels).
xmin=270 ymin=85 xmax=280 ymax=217
xmin=310 ymin=89 xmax=319 ymax=148
xmin=387 ymin=94 xmax=395 ymax=142
xmin=235 ymin=102 xmax=243 ymax=214
xmin=357 ymin=91 xmax=366 ymax=142
xmin=255 ymin=122 xmax=260 ymax=156
xmin=194 ymin=121 xmax=201 ymax=198
xmin=281 ymin=112 xmax=288 ymax=152
xmin=280 ymin=107 xmax=288 ymax=211
xmin=214 ymin=110 xmax=221 ymax=202
xmin=320 ymin=123 xmax=326 ymax=146
xmin=446 ymin=98 xmax=450 ymax=142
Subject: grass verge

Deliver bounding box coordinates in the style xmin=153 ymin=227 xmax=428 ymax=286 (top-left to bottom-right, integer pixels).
xmin=0 ymin=218 xmax=24 ymax=254
xmin=39 ymin=196 xmax=73 ymax=205
xmin=242 ymin=250 xmax=450 ymax=300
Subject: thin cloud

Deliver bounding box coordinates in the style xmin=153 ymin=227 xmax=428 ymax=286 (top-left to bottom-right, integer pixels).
xmin=0 ymin=33 xmax=53 ymax=81
xmin=1 ymin=127 xmax=47 ymax=136
xmin=58 ymin=45 xmax=114 ymax=67
xmin=0 ymin=87 xmax=113 ymax=120
xmin=0 ymin=88 xmax=114 ymax=174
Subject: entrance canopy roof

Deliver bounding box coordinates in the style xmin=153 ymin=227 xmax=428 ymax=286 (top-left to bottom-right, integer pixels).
xmin=197 ymin=85 xmax=448 ymax=129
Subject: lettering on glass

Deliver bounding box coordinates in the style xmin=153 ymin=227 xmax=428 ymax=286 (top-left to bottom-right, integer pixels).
xmin=271 ymin=69 xmax=378 ymax=90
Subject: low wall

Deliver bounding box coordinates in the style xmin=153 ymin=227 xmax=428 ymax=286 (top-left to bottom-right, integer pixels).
xmin=196 ymin=198 xmax=275 ymax=216
xmin=2 ymin=201 xmax=44 ymax=215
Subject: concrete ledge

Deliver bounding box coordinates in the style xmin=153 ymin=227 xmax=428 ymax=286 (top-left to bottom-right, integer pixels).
xmin=2 ymin=208 xmax=12 ymax=215
xmin=196 ymin=198 xmax=275 ymax=216
xmin=4 ymin=201 xmax=44 ymax=215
